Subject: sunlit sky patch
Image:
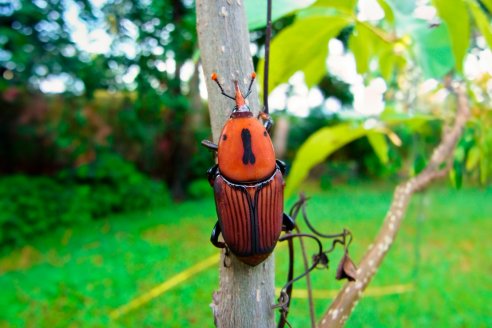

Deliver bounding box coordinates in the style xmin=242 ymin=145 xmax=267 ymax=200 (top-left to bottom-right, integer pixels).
xmin=64 ymin=0 xmax=111 ymax=54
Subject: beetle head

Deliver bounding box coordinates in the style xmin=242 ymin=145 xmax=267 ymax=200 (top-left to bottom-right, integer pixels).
xmin=211 ymin=72 xmax=256 ymax=116
xmin=233 ymin=80 xmax=248 ymax=112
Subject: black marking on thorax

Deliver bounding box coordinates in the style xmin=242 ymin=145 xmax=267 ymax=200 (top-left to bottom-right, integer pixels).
xmin=241 ymin=128 xmax=256 ymax=165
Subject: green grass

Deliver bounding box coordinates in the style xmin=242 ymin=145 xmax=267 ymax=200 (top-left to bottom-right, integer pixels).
xmin=0 ymin=183 xmax=491 ymax=327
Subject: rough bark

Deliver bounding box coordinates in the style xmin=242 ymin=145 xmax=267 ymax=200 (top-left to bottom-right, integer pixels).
xmin=196 ymin=1 xmax=276 ymax=327
xmin=319 ymin=84 xmax=470 ymax=327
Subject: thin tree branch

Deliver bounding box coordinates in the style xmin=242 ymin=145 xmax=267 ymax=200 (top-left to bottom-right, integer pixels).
xmin=318 ymin=83 xmax=470 ymax=328
xmin=295 ymin=225 xmax=316 ymax=328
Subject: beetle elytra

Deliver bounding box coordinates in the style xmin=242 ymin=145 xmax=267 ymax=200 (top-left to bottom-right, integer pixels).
xmin=202 ymin=73 xmax=294 ymax=266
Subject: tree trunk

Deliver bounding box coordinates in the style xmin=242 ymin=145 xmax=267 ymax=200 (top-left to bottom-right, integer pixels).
xmin=196 ymin=1 xmax=276 ymax=327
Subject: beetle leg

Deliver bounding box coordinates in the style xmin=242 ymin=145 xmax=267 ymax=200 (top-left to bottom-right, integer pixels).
xmin=207 ymin=164 xmax=219 ymax=186
xmin=276 ymin=159 xmax=287 ymax=175
xmin=210 ymin=221 xmax=226 ymax=249
xmin=210 ymin=221 xmax=232 ymax=267
xmin=201 ymin=139 xmax=218 ymax=152
xmin=282 ymin=213 xmax=296 ymax=232
xmin=259 ymin=111 xmax=273 ymax=132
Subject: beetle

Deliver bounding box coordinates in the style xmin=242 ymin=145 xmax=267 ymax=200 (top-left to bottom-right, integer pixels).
xmin=202 ymin=72 xmax=294 ymax=266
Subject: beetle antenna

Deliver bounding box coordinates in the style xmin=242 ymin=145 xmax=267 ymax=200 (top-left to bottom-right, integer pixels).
xmin=243 ymin=72 xmax=256 ymax=98
xmin=211 ymin=73 xmax=235 ymax=100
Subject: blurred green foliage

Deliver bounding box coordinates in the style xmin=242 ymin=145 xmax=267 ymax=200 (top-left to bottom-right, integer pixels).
xmin=59 ymin=153 xmax=170 ymax=217
xmin=0 ymin=0 xmax=204 ymax=199
xmin=186 ymin=179 xmax=213 ymax=200
xmin=0 ymin=175 xmax=91 ymax=247
xmin=0 ymin=153 xmax=170 ymax=247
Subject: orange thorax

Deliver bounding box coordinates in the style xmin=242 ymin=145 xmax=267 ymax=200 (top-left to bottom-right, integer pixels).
xmin=217 ymin=114 xmax=276 ymax=182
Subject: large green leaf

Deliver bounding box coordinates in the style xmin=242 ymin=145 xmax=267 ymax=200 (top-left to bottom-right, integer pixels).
xmin=378 ymin=45 xmax=401 ymax=81
xmin=307 ymin=0 xmax=357 ymax=13
xmin=466 ymin=145 xmax=481 ymax=171
xmin=480 ymin=0 xmax=492 ymax=13
xmin=433 ymin=0 xmax=470 ymax=72
xmin=285 ymin=123 xmax=381 ymax=196
xmin=258 ymin=16 xmax=351 ymax=93
xmin=468 ymin=0 xmax=492 ymax=49
xmin=367 ymin=133 xmax=389 ymax=164
xmin=245 ymin=0 xmax=316 ymax=30
xmin=295 ymin=0 xmax=356 ymax=24
xmin=348 ymin=19 xmax=400 ymax=80
xmin=376 ymin=0 xmax=395 ymax=24
xmin=409 ymin=19 xmax=455 ymax=78
xmin=348 ymin=22 xmax=375 ymax=75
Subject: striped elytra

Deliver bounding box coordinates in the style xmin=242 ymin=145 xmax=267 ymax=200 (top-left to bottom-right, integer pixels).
xmin=213 ymin=168 xmax=284 ymax=266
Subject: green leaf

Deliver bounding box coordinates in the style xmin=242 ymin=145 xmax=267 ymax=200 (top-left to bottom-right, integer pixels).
xmin=413 ymin=153 xmax=427 ymax=176
xmin=409 ymin=19 xmax=455 ymax=78
xmin=433 ymin=0 xmax=470 ymax=72
xmin=348 ymin=20 xmax=398 ymax=80
xmin=297 ymin=0 xmax=357 ymax=20
xmin=480 ymin=129 xmax=492 ymax=184
xmin=379 ymin=47 xmax=397 ymax=81
xmin=258 ymin=16 xmax=351 ymax=93
xmin=466 ymin=145 xmax=481 ymax=171
xmin=480 ymin=148 xmax=488 ymax=184
xmin=245 ymin=0 xmax=317 ymax=30
xmin=454 ymin=145 xmax=466 ymax=163
xmin=367 ymin=133 xmax=389 ymax=164
xmin=468 ymin=0 xmax=492 ymax=49
xmin=480 ymin=0 xmax=492 ymax=13
xmin=285 ymin=123 xmax=378 ymax=197
xmin=349 ymin=22 xmax=374 ymax=74
xmin=450 ymin=161 xmax=463 ymax=189
xmin=311 ymin=0 xmax=357 ymax=11
xmin=376 ymin=0 xmax=395 ymax=24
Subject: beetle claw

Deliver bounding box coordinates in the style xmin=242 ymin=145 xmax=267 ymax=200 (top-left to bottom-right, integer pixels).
xmin=276 ymin=159 xmax=287 ymax=175
xmin=206 ymin=165 xmax=219 ymax=186
xmin=210 ymin=221 xmax=226 ymax=248
xmin=282 ymin=213 xmax=295 ymax=232
xmin=223 ymin=248 xmax=232 ymax=268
